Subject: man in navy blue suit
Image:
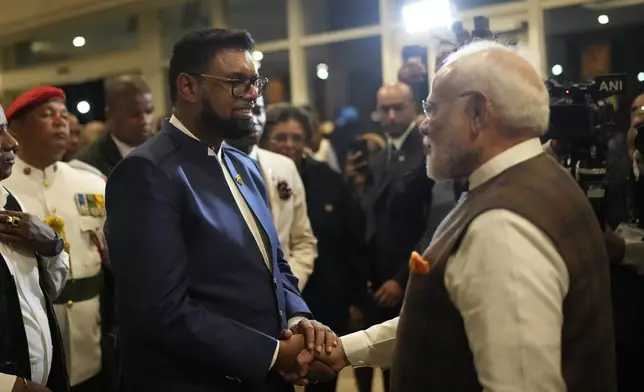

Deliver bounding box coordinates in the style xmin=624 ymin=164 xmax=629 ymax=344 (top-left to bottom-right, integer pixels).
xmin=104 ymin=28 xmax=337 ymax=392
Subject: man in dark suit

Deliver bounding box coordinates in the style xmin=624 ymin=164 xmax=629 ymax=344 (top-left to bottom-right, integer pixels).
xmin=104 ymin=28 xmax=336 ymax=392
xmin=73 ymin=74 xmax=153 ymax=392
xmin=73 ymin=74 xmax=154 ymax=176
xmin=356 ymin=82 xmax=434 ymax=392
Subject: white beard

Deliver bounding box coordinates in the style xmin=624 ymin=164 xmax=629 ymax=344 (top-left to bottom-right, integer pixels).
xmin=426 ymin=151 xmax=452 ymax=182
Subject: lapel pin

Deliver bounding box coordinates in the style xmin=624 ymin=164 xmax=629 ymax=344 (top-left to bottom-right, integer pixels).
xmin=235 ymin=174 xmax=243 ymax=186
xmin=324 ymin=204 xmax=333 ymax=212
xmin=398 ymin=155 xmax=406 ymax=162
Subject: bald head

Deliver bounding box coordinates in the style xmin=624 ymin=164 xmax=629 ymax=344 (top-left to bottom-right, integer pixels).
xmin=81 ymin=121 xmax=104 ymax=146
xmin=436 ymin=41 xmax=549 ymax=137
xmin=376 ymin=82 xmax=418 ymax=138
xmin=377 ymin=82 xmax=415 ymax=103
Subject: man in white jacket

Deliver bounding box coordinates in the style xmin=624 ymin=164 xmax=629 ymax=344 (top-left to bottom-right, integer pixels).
xmin=226 ymin=97 xmax=317 ymax=290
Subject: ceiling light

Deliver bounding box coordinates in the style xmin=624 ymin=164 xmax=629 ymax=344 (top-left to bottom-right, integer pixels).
xmin=597 ymin=15 xmax=609 ymax=25
xmin=402 ymin=0 xmax=454 ymax=34
xmin=73 ymin=36 xmax=86 ymax=47
xmin=638 ymin=72 xmax=644 ymax=82
xmin=77 ymin=101 xmax=90 ymax=114
xmin=317 ymin=68 xmax=329 ymax=80
xmin=316 ymin=63 xmax=329 ymax=80
xmin=552 ymin=64 xmax=563 ymax=76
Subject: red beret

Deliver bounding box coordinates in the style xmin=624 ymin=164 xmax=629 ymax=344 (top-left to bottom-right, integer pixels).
xmin=6 ymin=86 xmax=65 ymax=123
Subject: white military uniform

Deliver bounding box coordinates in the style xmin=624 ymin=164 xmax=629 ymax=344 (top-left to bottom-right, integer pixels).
xmin=3 ymin=158 xmax=106 ymax=386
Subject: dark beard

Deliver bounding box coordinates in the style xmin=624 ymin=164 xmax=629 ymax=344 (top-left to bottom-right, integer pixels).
xmin=199 ymin=95 xmax=253 ymax=140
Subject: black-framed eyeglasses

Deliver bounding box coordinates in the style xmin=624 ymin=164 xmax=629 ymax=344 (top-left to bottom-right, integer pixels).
xmin=192 ymin=73 xmax=269 ymax=98
xmin=422 ymin=91 xmax=480 ymax=119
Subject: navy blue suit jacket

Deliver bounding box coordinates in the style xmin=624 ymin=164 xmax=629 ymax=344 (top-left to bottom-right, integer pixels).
xmin=104 ymin=121 xmax=311 ymax=392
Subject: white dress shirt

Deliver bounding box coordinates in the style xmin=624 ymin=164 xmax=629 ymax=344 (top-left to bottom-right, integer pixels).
xmin=341 ymin=138 xmax=568 ymax=392
xmin=111 ymin=134 xmax=135 ymax=158
xmin=387 ymin=122 xmax=416 ymax=151
xmin=0 ymin=187 xmax=70 ymax=389
xmin=169 ymin=116 xmax=305 ymax=370
xmin=3 ymin=159 xmax=107 ymax=386
xmin=310 ymin=139 xmax=341 ymax=173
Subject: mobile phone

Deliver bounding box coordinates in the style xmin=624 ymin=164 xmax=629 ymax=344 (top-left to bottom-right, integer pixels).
xmin=350 ymin=139 xmax=369 ymax=163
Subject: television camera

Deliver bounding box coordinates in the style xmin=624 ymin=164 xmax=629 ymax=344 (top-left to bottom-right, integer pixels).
xmin=544 ymin=73 xmax=627 ymax=228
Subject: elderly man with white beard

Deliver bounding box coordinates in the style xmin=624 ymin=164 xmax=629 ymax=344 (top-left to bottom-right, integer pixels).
xmin=288 ymin=40 xmax=618 ymax=392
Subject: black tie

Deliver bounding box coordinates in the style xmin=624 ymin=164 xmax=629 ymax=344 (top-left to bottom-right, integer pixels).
xmin=388 ymin=144 xmax=399 ymax=164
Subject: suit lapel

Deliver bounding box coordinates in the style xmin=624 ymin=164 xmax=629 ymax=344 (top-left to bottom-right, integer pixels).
xmin=372 ymin=146 xmax=398 ymax=203
xmin=221 ymin=151 xmax=275 ymax=267
xmin=255 ymin=155 xmax=276 ymax=214
xmin=99 ymin=132 xmax=123 ymax=173
xmin=372 ymin=128 xmax=423 ymax=204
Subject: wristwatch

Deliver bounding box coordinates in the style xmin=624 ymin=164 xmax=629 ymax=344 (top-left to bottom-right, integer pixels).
xmin=40 ymin=234 xmax=64 ymax=257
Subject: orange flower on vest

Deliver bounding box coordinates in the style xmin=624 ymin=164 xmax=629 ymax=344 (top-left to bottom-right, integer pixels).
xmin=409 ymin=251 xmax=430 ymax=275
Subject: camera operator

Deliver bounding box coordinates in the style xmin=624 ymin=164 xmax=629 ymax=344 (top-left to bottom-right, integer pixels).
xmin=627 ymin=94 xmax=643 ymax=224
xmin=601 ymin=92 xmax=644 ymax=392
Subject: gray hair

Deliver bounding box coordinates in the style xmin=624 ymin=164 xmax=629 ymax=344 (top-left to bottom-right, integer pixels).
xmin=442 ymin=40 xmax=549 ymax=137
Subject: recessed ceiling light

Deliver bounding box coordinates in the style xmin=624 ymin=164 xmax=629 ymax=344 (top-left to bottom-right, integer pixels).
xmin=73 ymin=36 xmax=86 ymax=47
xmin=77 ymin=101 xmax=90 ymax=114
xmin=598 ymin=15 xmax=609 ymax=25
xmin=552 ymin=64 xmax=563 ymax=76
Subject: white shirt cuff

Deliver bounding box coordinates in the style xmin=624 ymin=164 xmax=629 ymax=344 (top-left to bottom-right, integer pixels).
xmin=0 ymin=373 xmax=16 ymax=391
xmin=341 ymin=332 xmax=373 ymax=367
xmin=269 ymin=341 xmax=280 ymax=370
xmin=269 ymin=317 xmax=309 ymax=370
xmin=340 ymin=317 xmax=398 ymax=369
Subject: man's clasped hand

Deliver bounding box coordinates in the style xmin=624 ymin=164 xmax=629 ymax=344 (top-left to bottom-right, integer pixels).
xmin=275 ymin=319 xmax=349 ymax=385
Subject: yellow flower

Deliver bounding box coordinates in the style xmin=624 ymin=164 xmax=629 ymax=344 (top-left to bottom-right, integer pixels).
xmin=44 ymin=215 xmax=69 ymax=253
xmin=44 ymin=215 xmax=64 ymax=232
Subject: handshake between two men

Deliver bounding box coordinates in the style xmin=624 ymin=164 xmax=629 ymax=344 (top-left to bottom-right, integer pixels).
xmin=274 ymin=319 xmax=350 ymax=386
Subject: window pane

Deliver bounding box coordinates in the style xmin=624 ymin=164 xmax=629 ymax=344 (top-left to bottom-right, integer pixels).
xmin=451 ymin=0 xmax=518 ymax=10
xmin=394 ymin=0 xmax=517 ymax=23
xmin=160 ymin=0 xmax=213 ymax=59
xmin=1 ymin=12 xmax=139 ymax=70
xmin=305 ymin=36 xmax=382 ymax=123
xmin=258 ymin=51 xmax=290 ymax=104
xmin=302 ymin=0 xmax=379 ymax=35
xmin=229 ymin=0 xmax=288 ymax=42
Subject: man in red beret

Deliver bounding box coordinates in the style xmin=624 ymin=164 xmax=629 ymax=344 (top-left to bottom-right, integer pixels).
xmin=3 ymin=87 xmax=112 ymax=392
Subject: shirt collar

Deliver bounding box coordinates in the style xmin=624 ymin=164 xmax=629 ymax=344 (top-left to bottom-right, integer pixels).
xmin=0 ymin=186 xmax=8 ymax=210
xmin=388 ymin=122 xmax=416 ymax=151
xmin=14 ymin=157 xmax=59 ymax=184
xmin=169 ymin=115 xmax=220 ymax=158
xmin=110 ymin=134 xmax=135 ymax=158
xmin=248 ymin=145 xmax=259 ymax=161
xmin=469 ymin=138 xmax=543 ymax=190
